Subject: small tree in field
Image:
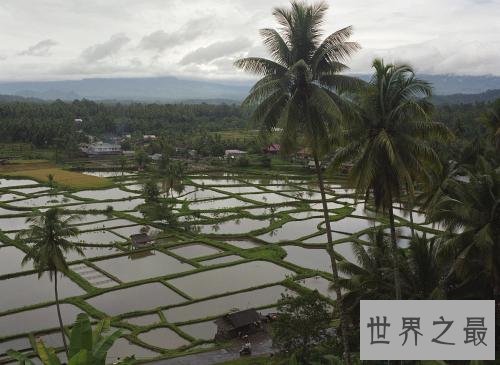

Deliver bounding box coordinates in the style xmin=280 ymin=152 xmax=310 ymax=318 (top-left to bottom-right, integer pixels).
xmin=272 ymin=290 xmax=332 ymax=363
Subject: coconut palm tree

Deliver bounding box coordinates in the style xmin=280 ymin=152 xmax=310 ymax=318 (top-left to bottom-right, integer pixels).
xmin=402 ymin=235 xmax=446 ymax=299
xmin=480 ymin=98 xmax=500 ymax=153
xmin=332 ymin=59 xmax=449 ymax=299
xmin=338 ymin=229 xmax=395 ymax=314
xmin=234 ymin=1 xmax=361 ymax=360
xmin=16 ymin=208 xmax=83 ymax=357
xmin=428 ymin=158 xmax=500 ymax=302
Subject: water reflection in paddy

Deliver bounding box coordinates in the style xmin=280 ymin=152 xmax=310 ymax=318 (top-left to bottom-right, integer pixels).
xmin=301 ymin=231 xmax=350 ymax=244
xmin=66 ymin=198 xmax=145 ymax=211
xmin=245 ymin=206 xmax=295 ymax=216
xmin=189 ymin=198 xmax=251 ymax=210
xmin=86 ymin=283 xmax=185 ymax=316
xmin=0 ymin=179 xmax=38 ymax=188
xmin=329 ymin=216 xmax=379 ymax=234
xmin=138 ymin=328 xmax=190 ymax=349
xmin=167 ymin=261 xmax=294 ymax=298
xmin=111 ymin=225 xmax=155 ymax=238
xmin=125 ymin=313 xmax=161 ymax=326
xmin=164 ymin=285 xmax=292 ymax=323
xmin=199 ymin=255 xmax=243 ymax=266
xmin=182 ymin=189 xmax=228 ymax=201
xmin=93 ymin=251 xmax=194 ymax=282
xmin=297 ymin=276 xmax=336 ymax=299
xmin=73 ymin=230 xmax=125 ymax=245
xmin=215 ymin=186 xmax=263 ymax=194
xmin=9 ymin=195 xmax=80 ymax=208
xmin=179 ymin=321 xmax=217 ymax=340
xmin=242 ymin=193 xmax=297 ymax=204
xmin=0 ymin=216 xmax=30 ymax=231
xmin=0 ymin=193 xmax=28 ymax=202
xmin=193 ymin=218 xmax=269 ymax=235
xmin=256 ymin=218 xmax=324 ymax=243
xmin=168 ymin=243 xmax=222 ymax=259
xmin=64 ymin=246 xmax=123 ymax=261
xmin=73 ymin=188 xmax=139 ymax=201
xmin=0 ymin=273 xmax=84 ymax=312
xmin=11 ymin=186 xmax=50 ymax=194
xmin=190 ymin=178 xmax=242 ymax=186
xmin=310 ymin=202 xmax=345 ymax=210
xmin=0 ymin=246 xmax=33 ymax=275
xmin=0 ymin=304 xmax=81 ymax=337
xmin=283 ymin=245 xmax=332 ymax=273
xmin=76 ymin=218 xmax=137 ymax=231
xmin=0 ymin=337 xmax=32 ymax=360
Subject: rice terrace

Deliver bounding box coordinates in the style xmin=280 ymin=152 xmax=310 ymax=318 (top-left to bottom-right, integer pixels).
xmin=0 ymin=0 xmax=499 ymax=364
xmin=0 ymin=163 xmax=448 ymax=363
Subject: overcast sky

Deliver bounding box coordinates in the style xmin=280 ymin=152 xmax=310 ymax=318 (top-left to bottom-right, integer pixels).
xmin=0 ymin=0 xmax=498 ymax=82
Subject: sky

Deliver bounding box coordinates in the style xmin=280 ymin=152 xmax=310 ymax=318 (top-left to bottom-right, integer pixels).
xmin=0 ymin=0 xmax=499 ymax=82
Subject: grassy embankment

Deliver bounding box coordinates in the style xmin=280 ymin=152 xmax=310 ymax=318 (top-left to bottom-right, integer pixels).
xmin=0 ymin=160 xmax=112 ymax=189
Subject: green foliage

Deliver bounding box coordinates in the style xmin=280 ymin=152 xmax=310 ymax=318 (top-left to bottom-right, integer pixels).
xmin=142 ymin=180 xmax=160 ymax=203
xmin=272 ymin=290 xmax=332 ymax=363
xmin=428 ymin=158 xmax=500 ymax=299
xmin=7 ymin=314 xmax=134 ymax=365
xmin=134 ymin=148 xmax=148 ymax=170
xmin=235 ymin=156 xmax=250 ymax=167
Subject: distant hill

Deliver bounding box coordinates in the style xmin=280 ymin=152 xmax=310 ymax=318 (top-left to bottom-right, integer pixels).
xmin=432 ymin=89 xmax=500 ymax=105
xmin=0 ymin=94 xmax=45 ymax=103
xmin=356 ymin=74 xmax=500 ymax=95
xmin=0 ymin=74 xmax=499 ymax=103
xmin=0 ymin=77 xmax=250 ymax=102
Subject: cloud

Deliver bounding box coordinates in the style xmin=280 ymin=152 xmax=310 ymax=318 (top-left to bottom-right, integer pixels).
xmin=81 ymin=33 xmax=130 ymax=62
xmin=139 ymin=16 xmax=214 ymax=53
xmin=180 ymin=37 xmax=252 ymax=65
xmin=19 ymin=39 xmax=58 ymax=56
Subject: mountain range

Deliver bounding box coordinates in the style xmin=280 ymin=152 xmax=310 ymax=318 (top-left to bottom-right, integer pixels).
xmin=0 ymin=74 xmax=499 ymax=103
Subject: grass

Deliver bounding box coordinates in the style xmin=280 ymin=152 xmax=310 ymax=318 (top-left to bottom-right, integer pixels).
xmin=0 ymin=160 xmax=113 ymax=189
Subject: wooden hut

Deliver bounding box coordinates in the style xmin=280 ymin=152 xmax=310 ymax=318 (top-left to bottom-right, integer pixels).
xmin=215 ymin=309 xmax=262 ymax=340
xmin=130 ymin=233 xmax=152 ymax=248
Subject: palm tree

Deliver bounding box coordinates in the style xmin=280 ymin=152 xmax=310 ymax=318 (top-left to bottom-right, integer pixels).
xmin=402 ymin=235 xmax=446 ymax=299
xmin=480 ymin=98 xmax=500 ymax=153
xmin=234 ymin=1 xmax=361 ymax=360
xmin=16 ymin=208 xmax=83 ymax=357
xmin=338 ymin=229 xmax=395 ymax=314
xmin=333 ymin=59 xmax=449 ymax=299
xmin=428 ymin=158 xmax=500 ymax=302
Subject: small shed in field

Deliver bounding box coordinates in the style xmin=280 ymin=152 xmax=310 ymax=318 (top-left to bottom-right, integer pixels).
xmin=215 ymin=309 xmax=262 ymax=339
xmin=130 ymin=233 xmax=152 ymax=248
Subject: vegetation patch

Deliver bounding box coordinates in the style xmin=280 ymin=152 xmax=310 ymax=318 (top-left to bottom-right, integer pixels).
xmin=2 ymin=164 xmax=113 ymax=189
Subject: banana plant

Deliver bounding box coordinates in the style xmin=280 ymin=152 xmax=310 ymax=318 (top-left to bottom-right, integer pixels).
xmin=8 ymin=313 xmax=135 ymax=365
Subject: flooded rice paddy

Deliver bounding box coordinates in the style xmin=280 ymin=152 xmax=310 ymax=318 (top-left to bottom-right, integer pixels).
xmin=0 ymin=172 xmax=436 ymax=362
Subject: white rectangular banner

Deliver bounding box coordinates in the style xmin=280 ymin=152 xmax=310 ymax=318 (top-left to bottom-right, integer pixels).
xmin=360 ymin=300 xmax=495 ymax=360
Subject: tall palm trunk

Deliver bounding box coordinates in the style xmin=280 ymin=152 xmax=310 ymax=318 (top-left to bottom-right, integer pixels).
xmin=54 ymin=271 xmax=69 ymax=356
xmin=313 ymin=155 xmax=351 ymax=365
xmin=387 ymin=201 xmax=402 ymax=299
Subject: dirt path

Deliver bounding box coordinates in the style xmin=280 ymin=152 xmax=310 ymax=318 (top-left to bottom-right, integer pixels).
xmin=149 ymin=333 xmax=274 ymax=365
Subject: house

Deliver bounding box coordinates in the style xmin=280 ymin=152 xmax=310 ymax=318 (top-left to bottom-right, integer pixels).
xmin=149 ymin=153 xmax=162 ymax=162
xmin=130 ymin=233 xmax=153 ymax=248
xmin=296 ymin=147 xmax=312 ymax=159
xmin=224 ymin=149 xmax=247 ymax=159
xmin=215 ymin=309 xmax=262 ymax=340
xmin=143 ymin=135 xmax=157 ymax=141
xmin=264 ymin=143 xmax=280 ymax=155
xmin=80 ymin=142 xmax=122 ymax=156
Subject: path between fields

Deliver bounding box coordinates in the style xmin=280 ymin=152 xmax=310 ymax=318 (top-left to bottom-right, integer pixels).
xmin=149 ymin=332 xmax=274 ymax=365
